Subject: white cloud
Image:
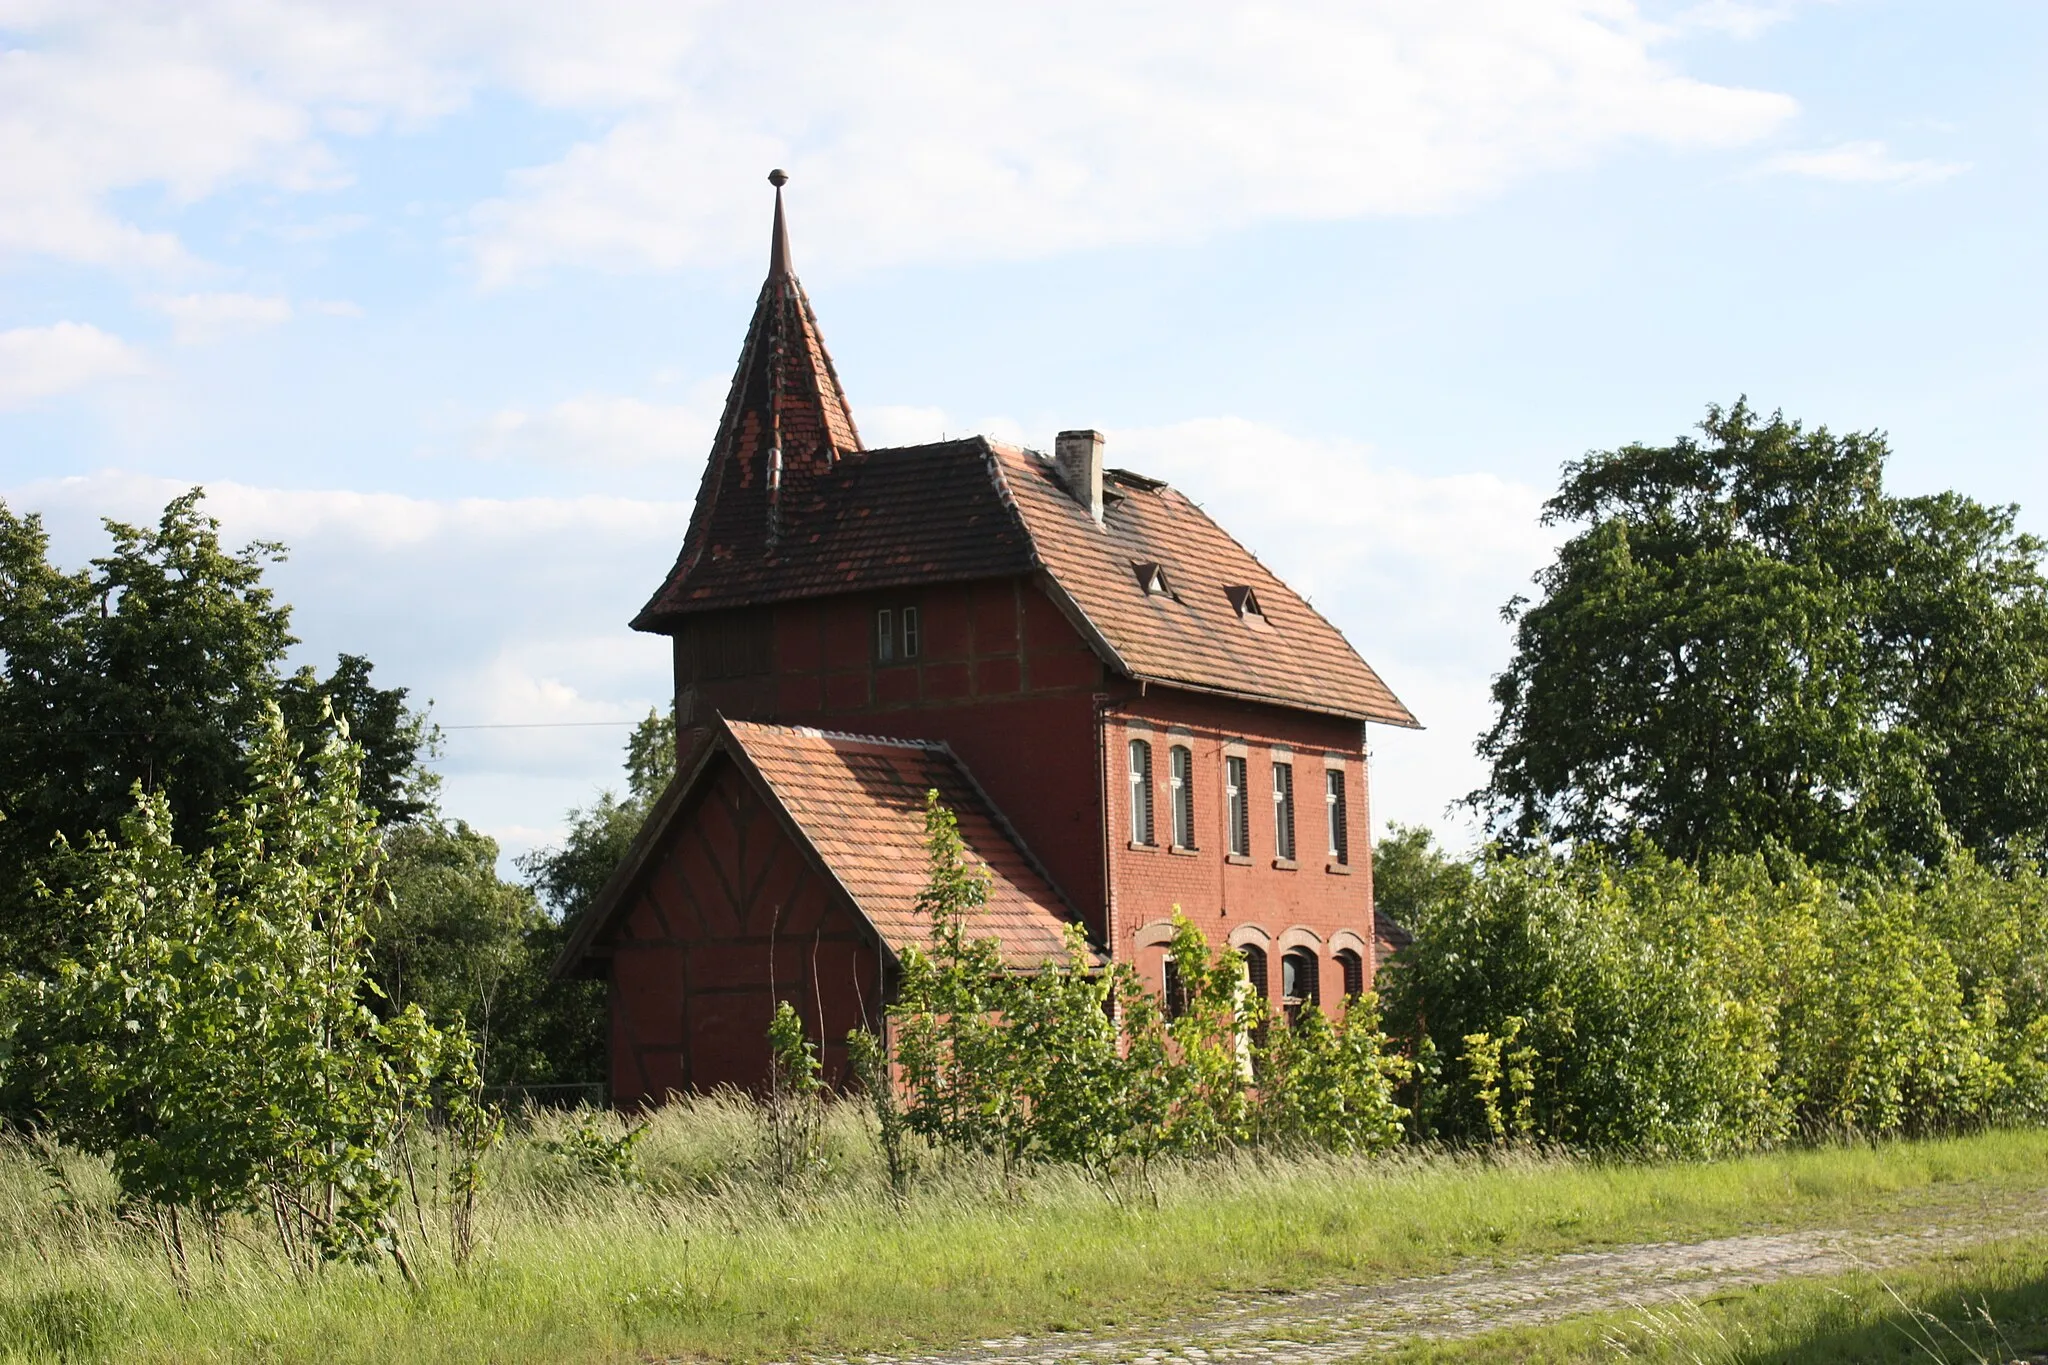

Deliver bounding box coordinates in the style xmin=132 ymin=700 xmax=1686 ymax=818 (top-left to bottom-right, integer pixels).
xmin=474 ymin=389 xmax=721 ymax=467
xmin=0 ymin=0 xmax=479 ymax=268
xmin=0 ymin=322 xmax=145 ymax=408
xmin=467 ymin=1 xmax=1801 ymax=282
xmin=1662 ymin=1 xmax=1802 ymax=40
xmin=1761 ymin=139 xmax=1966 ymax=187
xmin=0 ymin=1 xmax=1799 ymax=276
xmin=149 ymin=292 xmax=294 ymax=343
xmin=2 ymin=468 xmax=684 ymax=864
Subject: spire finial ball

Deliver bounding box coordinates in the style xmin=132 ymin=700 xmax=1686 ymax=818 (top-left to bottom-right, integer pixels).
xmin=768 ymin=168 xmax=789 ymax=188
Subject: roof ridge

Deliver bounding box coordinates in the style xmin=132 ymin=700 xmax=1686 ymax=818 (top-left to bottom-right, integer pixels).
xmin=730 ymin=718 xmax=944 ymax=752
xmin=978 ymin=437 xmax=1047 ymax=576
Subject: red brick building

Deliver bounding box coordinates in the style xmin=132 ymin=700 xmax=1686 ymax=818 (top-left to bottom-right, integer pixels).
xmin=556 ymin=178 xmax=1419 ymax=1104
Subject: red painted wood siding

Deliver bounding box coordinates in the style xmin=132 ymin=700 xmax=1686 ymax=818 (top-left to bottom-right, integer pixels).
xmin=602 ymin=759 xmax=884 ymax=1105
xmin=673 ymin=576 xmax=1109 ymax=938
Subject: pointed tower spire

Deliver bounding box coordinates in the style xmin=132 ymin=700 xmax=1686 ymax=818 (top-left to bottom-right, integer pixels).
xmin=634 ymin=171 xmax=864 ymax=630
xmin=767 ymin=167 xmax=792 ymax=279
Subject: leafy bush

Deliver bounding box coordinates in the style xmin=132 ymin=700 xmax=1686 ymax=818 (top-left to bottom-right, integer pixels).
xmin=1380 ymin=843 xmax=2048 ymax=1155
xmin=540 ymin=1110 xmax=648 ymax=1190
xmin=0 ymin=704 xmax=489 ymax=1279
xmin=873 ymin=793 xmax=1409 ymax=1173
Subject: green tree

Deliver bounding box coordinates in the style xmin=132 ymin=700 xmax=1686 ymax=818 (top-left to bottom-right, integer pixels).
xmin=1473 ymin=400 xmax=2048 ymax=869
xmin=498 ymin=709 xmax=676 ymax=1092
xmin=280 ymin=653 xmax=440 ymax=824
xmin=622 ymin=705 xmax=678 ymax=806
xmin=517 ymin=708 xmax=675 ymax=929
xmin=0 ymin=491 xmax=432 ymax=974
xmin=1372 ymin=823 xmax=1472 ymax=932
xmin=375 ymin=820 xmax=541 ymax=1081
xmin=892 ymin=791 xmax=1019 ymax=1156
xmin=884 ymin=797 xmax=1408 ymax=1171
xmin=0 ymin=705 xmax=476 ymax=1278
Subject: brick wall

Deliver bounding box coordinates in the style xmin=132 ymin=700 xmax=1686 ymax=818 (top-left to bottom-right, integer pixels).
xmin=1100 ymin=689 xmax=1376 ymax=1014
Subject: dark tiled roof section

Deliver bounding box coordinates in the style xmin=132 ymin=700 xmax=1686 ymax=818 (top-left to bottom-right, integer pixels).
xmin=987 ymin=443 xmax=1419 ymax=727
xmin=636 ymin=441 xmax=1039 ymax=625
xmin=727 ymin=720 xmax=1086 ymax=968
xmin=638 ymin=267 xmax=866 ymax=630
xmin=1374 ymin=910 xmax=1415 ymax=952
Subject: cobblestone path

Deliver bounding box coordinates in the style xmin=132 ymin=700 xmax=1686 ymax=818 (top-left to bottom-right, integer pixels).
xmin=779 ymin=1195 xmax=2044 ymax=1364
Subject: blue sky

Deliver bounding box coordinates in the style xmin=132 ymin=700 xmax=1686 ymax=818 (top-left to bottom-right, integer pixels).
xmin=2 ymin=0 xmax=2043 ymax=864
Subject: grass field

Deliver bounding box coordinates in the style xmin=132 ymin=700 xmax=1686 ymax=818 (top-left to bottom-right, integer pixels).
xmin=5 ymin=1100 xmax=2048 ymax=1364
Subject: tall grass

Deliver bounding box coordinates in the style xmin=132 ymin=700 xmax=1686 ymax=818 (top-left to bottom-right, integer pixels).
xmin=5 ymin=1101 xmax=2047 ymax=1364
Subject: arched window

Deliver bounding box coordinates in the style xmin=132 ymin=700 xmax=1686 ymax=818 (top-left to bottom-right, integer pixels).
xmin=1281 ymin=946 xmax=1319 ymax=1021
xmin=1334 ymin=948 xmax=1365 ymax=1000
xmin=1128 ymin=739 xmax=1155 ymax=845
xmin=1240 ymin=943 xmax=1269 ymax=1004
xmin=1170 ymin=744 xmax=1195 ymax=848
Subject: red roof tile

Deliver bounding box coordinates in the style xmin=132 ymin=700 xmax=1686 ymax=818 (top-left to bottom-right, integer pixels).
xmin=637 ymin=440 xmax=1036 ymax=620
xmin=725 ymin=721 xmax=1083 ymax=967
xmin=987 ymin=443 xmax=1419 ymax=727
xmin=554 ymin=716 xmax=1085 ymax=975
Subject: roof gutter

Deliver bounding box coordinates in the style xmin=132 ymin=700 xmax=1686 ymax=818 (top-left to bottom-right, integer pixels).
xmin=1120 ymin=669 xmax=1423 ymax=730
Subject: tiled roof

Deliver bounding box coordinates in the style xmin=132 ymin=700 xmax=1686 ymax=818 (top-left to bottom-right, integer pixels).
xmin=630 ymin=187 xmax=1414 ymax=727
xmin=637 ymin=441 xmax=1036 ymax=621
xmin=725 ymin=720 xmax=1084 ymax=967
xmin=986 ymin=443 xmax=1419 ymax=727
xmin=1374 ymin=909 xmax=1415 ymax=953
xmin=554 ymin=716 xmax=1085 ymax=975
xmin=641 ymin=437 xmax=1417 ymax=726
xmin=636 ymin=189 xmax=866 ymax=630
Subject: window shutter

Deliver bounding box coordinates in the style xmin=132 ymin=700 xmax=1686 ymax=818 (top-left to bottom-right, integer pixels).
xmin=1326 ymin=769 xmax=1348 ymax=862
xmin=1171 ymin=745 xmax=1194 ymax=848
xmin=1129 ymin=739 xmax=1154 ymax=845
xmin=1226 ymin=755 xmax=1249 ymax=856
xmin=1273 ymin=761 xmax=1295 ymax=861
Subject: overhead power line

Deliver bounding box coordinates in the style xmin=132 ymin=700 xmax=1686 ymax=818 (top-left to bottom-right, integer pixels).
xmin=439 ymin=721 xmax=645 ymax=731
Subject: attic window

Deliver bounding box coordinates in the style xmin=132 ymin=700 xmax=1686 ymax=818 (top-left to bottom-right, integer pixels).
xmin=1225 ymin=585 xmax=1266 ymax=621
xmin=1133 ymin=561 xmax=1171 ymax=596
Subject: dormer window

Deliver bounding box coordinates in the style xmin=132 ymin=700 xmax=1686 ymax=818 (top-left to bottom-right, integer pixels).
xmin=1133 ymin=561 xmax=1171 ymax=596
xmin=1225 ymin=585 xmax=1266 ymax=623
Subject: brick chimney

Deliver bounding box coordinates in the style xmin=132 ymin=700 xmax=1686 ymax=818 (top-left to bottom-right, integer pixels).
xmin=1055 ymin=429 xmax=1105 ymax=525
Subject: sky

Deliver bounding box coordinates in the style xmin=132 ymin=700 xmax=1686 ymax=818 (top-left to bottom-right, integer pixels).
xmin=1 ymin=0 xmax=2043 ymax=868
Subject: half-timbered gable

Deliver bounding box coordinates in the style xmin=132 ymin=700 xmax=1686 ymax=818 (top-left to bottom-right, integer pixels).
xmin=559 ymin=716 xmax=1080 ymax=1106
